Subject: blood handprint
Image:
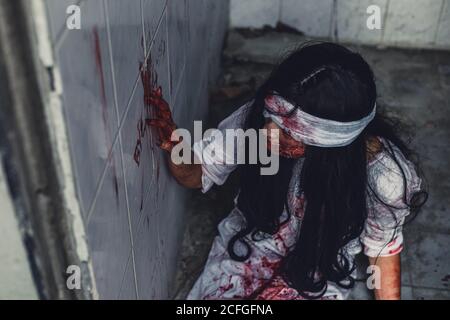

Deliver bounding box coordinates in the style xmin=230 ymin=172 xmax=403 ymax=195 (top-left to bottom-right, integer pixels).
xmin=137 ymin=60 xmax=179 ymax=155
xmin=144 ymin=86 xmax=179 ymax=152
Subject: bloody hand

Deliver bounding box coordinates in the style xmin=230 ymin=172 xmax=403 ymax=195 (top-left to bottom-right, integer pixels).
xmin=278 ymin=144 xmax=305 ymax=158
xmin=145 ymin=87 xmax=179 ymax=152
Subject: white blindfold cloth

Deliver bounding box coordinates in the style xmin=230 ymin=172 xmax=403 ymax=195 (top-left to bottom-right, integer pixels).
xmin=263 ymin=94 xmax=376 ymax=147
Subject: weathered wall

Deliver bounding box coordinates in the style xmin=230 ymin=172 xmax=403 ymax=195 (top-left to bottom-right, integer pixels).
xmin=230 ymin=0 xmax=450 ymax=50
xmin=44 ymin=0 xmax=229 ymax=299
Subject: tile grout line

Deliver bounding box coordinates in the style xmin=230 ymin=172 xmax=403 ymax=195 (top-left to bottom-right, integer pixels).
xmin=133 ymin=3 xmax=169 ymax=293
xmin=380 ymin=0 xmax=391 ymax=46
xmin=142 ymin=0 xmax=156 ymax=173
xmin=141 ymin=0 xmax=147 ymax=61
xmin=144 ymin=1 xmax=168 ymax=61
xmin=116 ymin=250 xmax=133 ymax=299
xmin=104 ymin=0 xmax=139 ymax=300
xmin=155 ymin=6 xmax=171 ymax=293
xmin=73 ymin=0 xmax=183 ymax=299
xmin=98 ymin=0 xmax=169 ymax=299
xmin=49 ymin=0 xmax=117 ymax=225
xmin=172 ymin=62 xmax=187 ymax=111
xmin=127 ymin=0 xmax=150 ymax=300
xmin=85 ymin=140 xmax=118 ymax=224
xmin=53 ymin=0 xmax=85 ymax=53
xmin=142 ymin=1 xmax=168 ymax=174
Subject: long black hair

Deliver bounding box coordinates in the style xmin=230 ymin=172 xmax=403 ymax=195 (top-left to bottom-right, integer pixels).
xmin=227 ymin=42 xmax=427 ymax=298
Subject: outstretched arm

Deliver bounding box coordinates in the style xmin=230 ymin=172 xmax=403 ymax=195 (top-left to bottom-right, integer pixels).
xmin=368 ymin=254 xmax=401 ymax=300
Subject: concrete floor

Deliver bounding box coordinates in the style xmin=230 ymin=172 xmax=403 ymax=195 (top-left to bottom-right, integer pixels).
xmin=174 ymin=29 xmax=450 ymax=300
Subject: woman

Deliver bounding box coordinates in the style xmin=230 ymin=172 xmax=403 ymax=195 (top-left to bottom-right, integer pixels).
xmin=146 ymin=42 xmax=426 ymax=300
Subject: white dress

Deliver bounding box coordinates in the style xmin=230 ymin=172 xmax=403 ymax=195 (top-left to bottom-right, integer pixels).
xmin=187 ymin=103 xmax=422 ymax=300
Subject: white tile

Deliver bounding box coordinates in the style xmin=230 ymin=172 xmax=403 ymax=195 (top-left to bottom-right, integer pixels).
xmin=436 ymin=0 xmax=450 ymax=48
xmin=167 ymin=0 xmax=188 ymax=103
xmin=87 ymin=142 xmax=131 ymax=299
xmin=280 ymin=0 xmax=333 ymax=38
xmin=105 ymin=0 xmax=146 ymax=120
xmin=141 ymin=0 xmax=167 ymax=50
xmin=172 ymin=71 xmax=190 ymax=130
xmin=155 ymin=150 xmax=188 ymax=297
xmin=117 ymin=253 xmax=137 ymax=299
xmin=185 ymin=0 xmax=210 ymax=122
xmin=383 ymin=0 xmax=443 ymax=47
xmin=119 ymin=82 xmax=156 ymax=236
xmin=133 ymin=187 xmax=164 ymax=299
xmin=230 ymin=0 xmax=280 ymax=28
xmin=49 ymin=0 xmax=228 ymax=300
xmin=206 ymin=0 xmax=230 ymax=85
xmin=55 ymin=0 xmax=117 ymax=216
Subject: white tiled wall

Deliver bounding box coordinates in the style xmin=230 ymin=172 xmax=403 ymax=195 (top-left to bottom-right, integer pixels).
xmin=230 ymin=0 xmax=450 ymax=50
xmin=230 ymin=0 xmax=281 ymax=29
xmin=45 ymin=0 xmax=229 ymax=299
xmin=281 ymin=0 xmax=334 ymax=38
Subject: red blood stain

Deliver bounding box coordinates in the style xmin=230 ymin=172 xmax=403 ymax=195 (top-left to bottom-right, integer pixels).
xmin=216 ymin=275 xmax=235 ymax=296
xmin=287 ymin=191 xmax=306 ymax=219
xmin=274 ymin=234 xmax=289 ymax=254
xmin=254 ymin=276 xmax=338 ymax=300
xmin=240 ymin=256 xmax=283 ymax=299
xmin=261 ymin=256 xmax=281 ymax=271
xmin=93 ymin=28 xmax=108 ymax=128
xmin=254 ymin=276 xmax=302 ymax=300
xmin=134 ymin=58 xmax=158 ymax=166
xmin=93 ymin=27 xmax=118 ymax=199
xmin=366 ymin=221 xmax=382 ymax=231
xmin=266 ymin=95 xmax=291 ymax=114
xmin=280 ymin=116 xmax=303 ymax=134
xmin=265 ymin=94 xmax=314 ymax=142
